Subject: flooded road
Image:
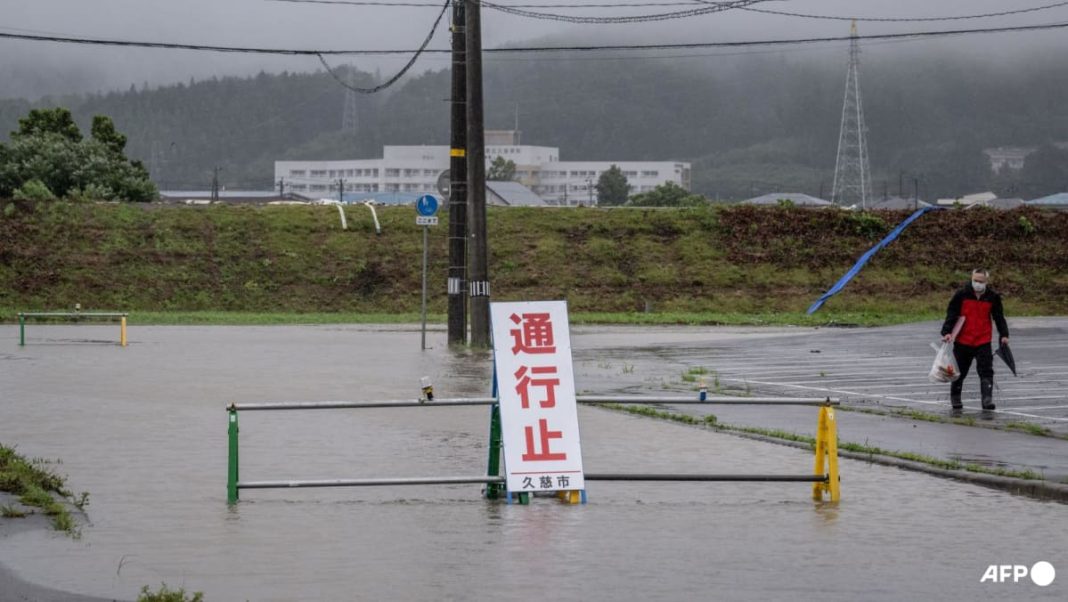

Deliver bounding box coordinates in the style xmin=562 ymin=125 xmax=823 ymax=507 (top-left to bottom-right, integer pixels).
xmin=2 ymin=325 xmax=1065 ymax=601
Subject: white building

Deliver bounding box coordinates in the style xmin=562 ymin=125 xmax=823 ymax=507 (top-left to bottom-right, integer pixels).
xmin=275 ymin=131 xmax=691 ymax=205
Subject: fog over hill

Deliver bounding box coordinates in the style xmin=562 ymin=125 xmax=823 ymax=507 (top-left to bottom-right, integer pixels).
xmin=2 ymin=1 xmax=1067 ymax=199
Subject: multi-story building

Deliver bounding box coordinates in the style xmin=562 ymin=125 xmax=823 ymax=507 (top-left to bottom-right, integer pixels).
xmin=275 ymin=131 xmax=691 ymax=205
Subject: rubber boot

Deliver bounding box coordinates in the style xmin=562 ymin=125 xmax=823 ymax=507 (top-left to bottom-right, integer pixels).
xmin=950 ymin=381 xmax=963 ymax=410
xmin=980 ymin=378 xmax=995 ymax=410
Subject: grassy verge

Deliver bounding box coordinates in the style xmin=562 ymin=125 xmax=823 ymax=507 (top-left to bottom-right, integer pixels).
xmin=1 ymin=309 xmax=940 ymax=327
xmin=597 ymin=405 xmax=1045 ymax=481
xmin=839 ymin=406 xmax=1068 ymax=439
xmin=0 ymin=444 xmax=87 ymax=537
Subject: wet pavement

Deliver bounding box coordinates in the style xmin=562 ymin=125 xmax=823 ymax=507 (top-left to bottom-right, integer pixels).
xmin=1 ymin=323 xmax=1066 ymax=601
xmin=572 ymin=318 xmax=1068 ymax=480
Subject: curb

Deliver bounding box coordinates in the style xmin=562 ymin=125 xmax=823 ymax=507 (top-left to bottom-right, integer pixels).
xmin=715 ymin=427 xmax=1068 ymax=503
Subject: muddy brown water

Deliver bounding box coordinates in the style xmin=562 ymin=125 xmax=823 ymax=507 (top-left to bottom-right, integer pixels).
xmin=1 ymin=325 xmax=1065 ymax=601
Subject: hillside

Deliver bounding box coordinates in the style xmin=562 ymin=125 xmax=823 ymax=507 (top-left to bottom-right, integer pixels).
xmin=1 ymin=202 xmax=1065 ymax=319
xmin=2 ymin=50 xmax=1068 ymax=200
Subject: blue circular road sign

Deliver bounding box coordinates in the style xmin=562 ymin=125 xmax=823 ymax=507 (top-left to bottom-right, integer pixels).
xmin=416 ymin=195 xmax=439 ymax=217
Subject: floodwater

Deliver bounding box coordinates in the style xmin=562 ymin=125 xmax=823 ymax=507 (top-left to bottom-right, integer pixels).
xmin=1 ymin=325 xmax=1065 ymax=601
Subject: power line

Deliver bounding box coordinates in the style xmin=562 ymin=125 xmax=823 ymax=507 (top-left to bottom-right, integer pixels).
xmin=734 ymin=0 xmax=1068 ymax=23
xmin=2 ymin=20 xmax=1068 ymax=56
xmin=480 ymin=0 xmax=768 ymax=24
xmin=316 ymin=0 xmax=449 ymax=92
xmin=269 ymin=0 xmax=1068 ymax=22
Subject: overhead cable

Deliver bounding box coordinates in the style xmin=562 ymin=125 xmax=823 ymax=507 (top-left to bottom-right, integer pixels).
xmin=317 ymin=0 xmax=449 ymax=92
xmin=2 ymin=21 xmax=1068 ymax=56
xmin=479 ymin=0 xmax=768 ymax=24
xmin=732 ymin=0 xmax=1068 ymax=23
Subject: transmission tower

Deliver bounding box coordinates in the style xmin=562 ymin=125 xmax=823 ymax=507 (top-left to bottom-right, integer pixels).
xmin=831 ymin=21 xmax=873 ymax=209
xmin=341 ymin=66 xmax=359 ymax=136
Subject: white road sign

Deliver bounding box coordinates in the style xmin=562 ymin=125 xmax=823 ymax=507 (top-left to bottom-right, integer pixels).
xmin=490 ymin=301 xmax=585 ymax=494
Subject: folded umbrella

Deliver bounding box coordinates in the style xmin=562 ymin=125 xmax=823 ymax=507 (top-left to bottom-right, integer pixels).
xmin=995 ymin=342 xmax=1018 ymax=377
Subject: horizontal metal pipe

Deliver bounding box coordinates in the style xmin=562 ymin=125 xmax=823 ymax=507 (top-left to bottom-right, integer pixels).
xmin=580 ymin=396 xmax=837 ymax=406
xmin=230 ymin=399 xmax=497 ymax=411
xmin=230 ymin=396 xmax=837 ymax=411
xmin=18 ymin=312 xmax=128 ymax=318
xmin=586 ymin=474 xmax=828 ymax=482
xmin=237 ymin=473 xmax=828 ymax=489
xmin=239 ymin=476 xmax=505 ymax=488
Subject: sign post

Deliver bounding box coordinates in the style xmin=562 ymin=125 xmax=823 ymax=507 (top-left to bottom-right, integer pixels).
xmin=416 ymin=195 xmax=439 ymax=350
xmin=490 ymin=301 xmax=585 ymax=502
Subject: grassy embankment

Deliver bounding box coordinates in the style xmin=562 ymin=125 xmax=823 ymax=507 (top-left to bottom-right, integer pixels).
xmin=1 ymin=201 xmax=1066 ymax=324
xmin=0 ymin=444 xmax=87 ymax=535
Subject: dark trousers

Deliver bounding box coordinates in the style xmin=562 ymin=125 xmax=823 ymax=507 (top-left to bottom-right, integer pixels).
xmin=951 ymin=342 xmax=994 ymax=394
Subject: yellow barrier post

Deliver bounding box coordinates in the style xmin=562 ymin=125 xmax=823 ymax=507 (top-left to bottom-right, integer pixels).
xmin=120 ymin=315 xmax=127 ymax=347
xmin=812 ymin=402 xmax=841 ymax=502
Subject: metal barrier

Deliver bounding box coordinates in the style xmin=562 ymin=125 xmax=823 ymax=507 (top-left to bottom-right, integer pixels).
xmin=17 ymin=312 xmax=128 ymax=347
xmin=226 ymin=394 xmax=840 ymax=505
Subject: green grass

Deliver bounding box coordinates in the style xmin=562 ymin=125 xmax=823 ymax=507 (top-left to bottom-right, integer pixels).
xmin=138 ymin=584 xmax=204 ymax=602
xmin=0 ymin=504 xmax=27 ymax=518
xmin=596 ymin=407 xmax=1046 ymax=482
xmin=1005 ymin=422 xmax=1055 ymax=437
xmin=0 ymin=444 xmax=84 ymax=536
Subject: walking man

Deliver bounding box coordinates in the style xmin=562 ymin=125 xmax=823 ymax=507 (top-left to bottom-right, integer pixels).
xmin=941 ymin=268 xmax=1009 ymax=410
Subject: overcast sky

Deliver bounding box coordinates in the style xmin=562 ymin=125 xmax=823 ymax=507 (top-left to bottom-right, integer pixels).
xmin=2 ymin=0 xmax=1068 ymax=99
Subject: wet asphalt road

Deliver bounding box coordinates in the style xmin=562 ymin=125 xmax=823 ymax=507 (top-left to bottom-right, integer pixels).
xmin=572 ymin=318 xmax=1068 ymax=480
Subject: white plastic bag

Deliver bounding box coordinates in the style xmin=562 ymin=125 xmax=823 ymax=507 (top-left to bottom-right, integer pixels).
xmin=928 ymin=341 xmax=961 ymax=383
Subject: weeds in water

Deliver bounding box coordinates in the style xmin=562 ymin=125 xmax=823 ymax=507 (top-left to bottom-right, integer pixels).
xmin=138 ymin=584 xmax=204 ymax=602
xmin=0 ymin=444 xmax=81 ymax=536
xmin=1 ymin=504 xmax=27 ymax=518
xmin=1005 ymin=422 xmax=1054 ymax=437
xmin=621 ymin=364 xmax=635 ymax=374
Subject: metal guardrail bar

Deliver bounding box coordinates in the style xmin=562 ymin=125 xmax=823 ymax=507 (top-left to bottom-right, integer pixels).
xmin=18 ymin=312 xmax=128 ymax=317
xmin=229 ymin=396 xmax=838 ymax=411
xmin=237 ymin=473 xmax=829 ymax=489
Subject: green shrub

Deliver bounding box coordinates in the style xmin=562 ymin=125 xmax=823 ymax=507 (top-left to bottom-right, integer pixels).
xmin=138 ymin=584 xmax=204 ymax=602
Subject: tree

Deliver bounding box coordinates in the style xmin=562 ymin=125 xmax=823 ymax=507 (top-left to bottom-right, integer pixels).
xmin=486 ymin=156 xmax=517 ymax=181
xmin=13 ymin=107 xmax=82 ymax=142
xmin=627 ymin=182 xmax=706 ymax=207
xmin=0 ymin=107 xmax=157 ymax=202
xmin=595 ymin=164 xmax=630 ymax=206
xmin=91 ymin=115 xmax=128 ymax=155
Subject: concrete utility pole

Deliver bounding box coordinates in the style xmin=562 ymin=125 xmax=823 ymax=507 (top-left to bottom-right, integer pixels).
xmin=278 ymin=177 xmax=285 ymax=198
xmin=465 ymin=0 xmax=490 ymax=347
xmin=447 ymin=0 xmax=468 ymax=346
xmin=338 ymin=178 xmax=345 ymax=202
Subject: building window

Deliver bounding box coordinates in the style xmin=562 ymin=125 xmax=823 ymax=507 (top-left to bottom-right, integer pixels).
xmin=641 ymin=170 xmax=659 ymax=178
xmin=289 ymin=170 xmax=306 ymax=177
xmin=385 ymin=168 xmax=400 ymax=177
xmin=310 ymin=170 xmax=327 ymax=177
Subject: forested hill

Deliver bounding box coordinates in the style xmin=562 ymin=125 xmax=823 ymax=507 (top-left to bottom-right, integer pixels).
xmin=2 ymin=50 xmax=1067 ymax=200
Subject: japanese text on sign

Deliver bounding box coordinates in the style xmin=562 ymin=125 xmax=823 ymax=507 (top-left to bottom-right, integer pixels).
xmin=491 ymin=301 xmax=585 ymax=493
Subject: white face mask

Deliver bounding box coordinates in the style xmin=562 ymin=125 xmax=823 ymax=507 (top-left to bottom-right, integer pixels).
xmin=972 ymin=281 xmax=987 ymax=293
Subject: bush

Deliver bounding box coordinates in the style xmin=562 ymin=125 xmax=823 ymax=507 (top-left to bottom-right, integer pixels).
xmin=138 ymin=584 xmax=204 ymax=602
xmin=13 ymin=179 xmax=56 ymax=202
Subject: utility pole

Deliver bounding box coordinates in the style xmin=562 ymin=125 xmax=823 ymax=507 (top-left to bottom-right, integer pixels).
xmin=447 ymin=0 xmax=468 ymax=346
xmin=278 ymin=177 xmax=285 ymax=198
xmin=465 ymin=0 xmax=490 ymax=347
xmin=338 ymin=178 xmax=345 ymax=203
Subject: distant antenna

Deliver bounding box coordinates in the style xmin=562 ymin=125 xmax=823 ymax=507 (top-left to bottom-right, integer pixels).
xmin=342 ymin=65 xmax=359 ymax=136
xmin=831 ymin=21 xmax=873 ymax=209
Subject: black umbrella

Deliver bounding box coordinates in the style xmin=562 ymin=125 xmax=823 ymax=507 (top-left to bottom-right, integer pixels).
xmin=995 ymin=342 xmax=1018 ymax=377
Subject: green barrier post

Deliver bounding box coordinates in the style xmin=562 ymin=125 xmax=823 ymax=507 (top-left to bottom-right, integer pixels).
xmin=227 ymin=405 xmax=240 ymax=505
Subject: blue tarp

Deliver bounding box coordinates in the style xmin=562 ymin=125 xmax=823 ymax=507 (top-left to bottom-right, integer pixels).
xmin=807 ymin=206 xmax=941 ymax=314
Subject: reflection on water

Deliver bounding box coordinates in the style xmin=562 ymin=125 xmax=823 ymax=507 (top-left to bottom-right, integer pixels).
xmin=1 ymin=325 xmax=1065 ymax=601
